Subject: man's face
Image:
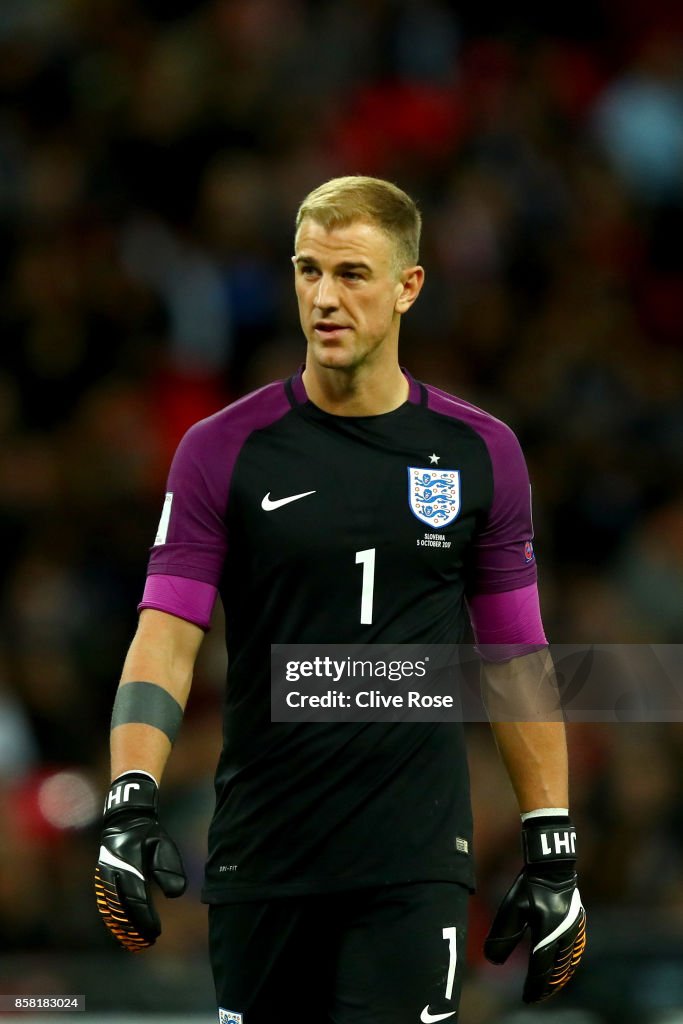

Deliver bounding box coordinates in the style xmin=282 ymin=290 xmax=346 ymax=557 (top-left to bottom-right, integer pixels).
xmin=293 ymin=218 xmax=415 ymax=372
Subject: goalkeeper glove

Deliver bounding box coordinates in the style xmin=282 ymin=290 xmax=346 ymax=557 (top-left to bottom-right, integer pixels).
xmin=95 ymin=771 xmax=186 ymax=952
xmin=484 ymin=815 xmax=586 ymax=1002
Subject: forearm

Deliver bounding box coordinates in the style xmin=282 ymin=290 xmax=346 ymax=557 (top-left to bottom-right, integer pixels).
xmin=110 ymin=609 xmax=202 ymax=783
xmin=482 ymin=650 xmax=568 ymax=813
xmin=489 ymin=720 xmax=568 ymax=813
xmin=111 ymin=724 xmax=177 ymax=785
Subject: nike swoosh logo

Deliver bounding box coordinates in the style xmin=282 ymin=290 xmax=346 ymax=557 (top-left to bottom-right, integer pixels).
xmin=261 ymin=490 xmax=316 ymax=511
xmin=98 ymin=845 xmax=145 ymax=881
xmin=420 ymin=1009 xmax=456 ymax=1023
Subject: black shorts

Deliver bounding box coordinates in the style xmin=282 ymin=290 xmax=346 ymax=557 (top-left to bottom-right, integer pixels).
xmin=209 ymin=881 xmax=469 ymax=1024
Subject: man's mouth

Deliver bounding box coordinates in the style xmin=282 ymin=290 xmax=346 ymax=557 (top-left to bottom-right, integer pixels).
xmin=315 ymin=321 xmax=347 ymax=332
xmin=313 ymin=321 xmax=349 ymax=340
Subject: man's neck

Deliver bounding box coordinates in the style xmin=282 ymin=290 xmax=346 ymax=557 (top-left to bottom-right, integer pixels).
xmin=302 ymin=362 xmax=409 ymax=416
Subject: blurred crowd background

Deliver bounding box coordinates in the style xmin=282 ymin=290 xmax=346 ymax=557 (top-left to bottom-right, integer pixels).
xmin=1 ymin=0 xmax=683 ymax=1021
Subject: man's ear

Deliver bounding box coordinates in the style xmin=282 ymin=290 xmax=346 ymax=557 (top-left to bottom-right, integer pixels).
xmin=395 ymin=265 xmax=425 ymax=314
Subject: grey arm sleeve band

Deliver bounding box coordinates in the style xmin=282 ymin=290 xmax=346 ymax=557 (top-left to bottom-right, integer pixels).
xmin=110 ymin=681 xmax=184 ymax=744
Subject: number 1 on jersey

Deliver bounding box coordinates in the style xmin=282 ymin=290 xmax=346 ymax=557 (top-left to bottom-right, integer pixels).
xmin=443 ymin=926 xmax=457 ymax=1001
xmin=355 ymin=548 xmax=376 ymax=625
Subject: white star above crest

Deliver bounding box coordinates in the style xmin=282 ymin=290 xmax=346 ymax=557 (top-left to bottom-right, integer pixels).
xmin=429 ymin=453 xmax=440 ymax=464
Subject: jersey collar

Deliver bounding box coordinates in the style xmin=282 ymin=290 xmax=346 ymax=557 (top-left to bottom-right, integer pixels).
xmin=286 ymin=365 xmax=424 ymax=409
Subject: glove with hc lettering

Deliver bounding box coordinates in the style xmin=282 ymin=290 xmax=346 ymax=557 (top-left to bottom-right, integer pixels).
xmin=95 ymin=771 xmax=186 ymax=952
xmin=484 ymin=815 xmax=586 ymax=1003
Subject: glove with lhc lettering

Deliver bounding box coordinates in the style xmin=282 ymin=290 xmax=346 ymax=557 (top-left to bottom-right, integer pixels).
xmin=484 ymin=816 xmax=586 ymax=1002
xmin=95 ymin=771 xmax=186 ymax=952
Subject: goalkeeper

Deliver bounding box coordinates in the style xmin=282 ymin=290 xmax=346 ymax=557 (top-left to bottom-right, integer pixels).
xmin=95 ymin=175 xmax=585 ymax=1020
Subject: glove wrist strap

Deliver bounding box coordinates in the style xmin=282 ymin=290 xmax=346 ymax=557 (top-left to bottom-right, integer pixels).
xmin=103 ymin=771 xmax=159 ymax=820
xmin=522 ymin=818 xmax=577 ymax=864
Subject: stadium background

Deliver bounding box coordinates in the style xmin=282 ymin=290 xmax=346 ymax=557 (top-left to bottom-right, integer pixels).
xmin=1 ymin=1 xmax=683 ymax=1021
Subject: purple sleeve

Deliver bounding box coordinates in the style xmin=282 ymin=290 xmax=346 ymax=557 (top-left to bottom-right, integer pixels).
xmin=145 ymin=420 xmax=230 ymax=586
xmin=138 ymin=574 xmax=218 ymax=630
xmin=469 ymin=420 xmax=537 ymax=594
xmin=426 ymin=385 xmax=538 ymax=595
xmin=466 ymin=583 xmax=547 ymax=662
xmin=144 ymin=380 xmax=292 ymax=606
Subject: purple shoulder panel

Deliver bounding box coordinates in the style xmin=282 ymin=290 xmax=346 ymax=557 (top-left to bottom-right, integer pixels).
xmin=425 ymin=384 xmax=538 ymax=596
xmin=146 ymin=380 xmax=292 ymax=591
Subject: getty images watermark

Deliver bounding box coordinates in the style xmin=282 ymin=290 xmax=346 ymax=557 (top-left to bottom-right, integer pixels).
xmin=270 ymin=644 xmax=683 ymax=722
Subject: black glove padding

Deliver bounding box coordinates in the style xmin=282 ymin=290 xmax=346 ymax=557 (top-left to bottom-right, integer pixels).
xmin=95 ymin=771 xmax=186 ymax=952
xmin=484 ymin=816 xmax=586 ymax=1003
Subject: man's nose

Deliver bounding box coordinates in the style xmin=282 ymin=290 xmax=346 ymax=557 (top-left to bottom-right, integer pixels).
xmin=314 ymin=274 xmax=339 ymax=310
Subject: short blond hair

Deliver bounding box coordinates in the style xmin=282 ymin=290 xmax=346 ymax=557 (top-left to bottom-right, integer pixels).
xmin=295 ymin=175 xmax=422 ymax=273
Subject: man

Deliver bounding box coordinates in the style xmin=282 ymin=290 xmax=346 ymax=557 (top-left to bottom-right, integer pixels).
xmin=96 ymin=176 xmax=585 ymax=1022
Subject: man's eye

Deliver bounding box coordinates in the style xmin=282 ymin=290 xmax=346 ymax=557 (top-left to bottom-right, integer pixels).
xmin=342 ymin=272 xmax=361 ymax=281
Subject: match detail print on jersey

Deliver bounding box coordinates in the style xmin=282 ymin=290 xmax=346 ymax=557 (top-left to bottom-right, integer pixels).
xmin=408 ymin=468 xmax=461 ymax=528
xmin=261 ymin=489 xmax=316 ymax=511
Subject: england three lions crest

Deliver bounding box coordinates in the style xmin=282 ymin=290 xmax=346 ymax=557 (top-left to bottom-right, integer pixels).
xmin=408 ymin=467 xmax=461 ymax=528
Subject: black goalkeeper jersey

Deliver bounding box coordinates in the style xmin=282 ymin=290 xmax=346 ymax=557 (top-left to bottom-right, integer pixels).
xmin=142 ymin=369 xmax=538 ymax=900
